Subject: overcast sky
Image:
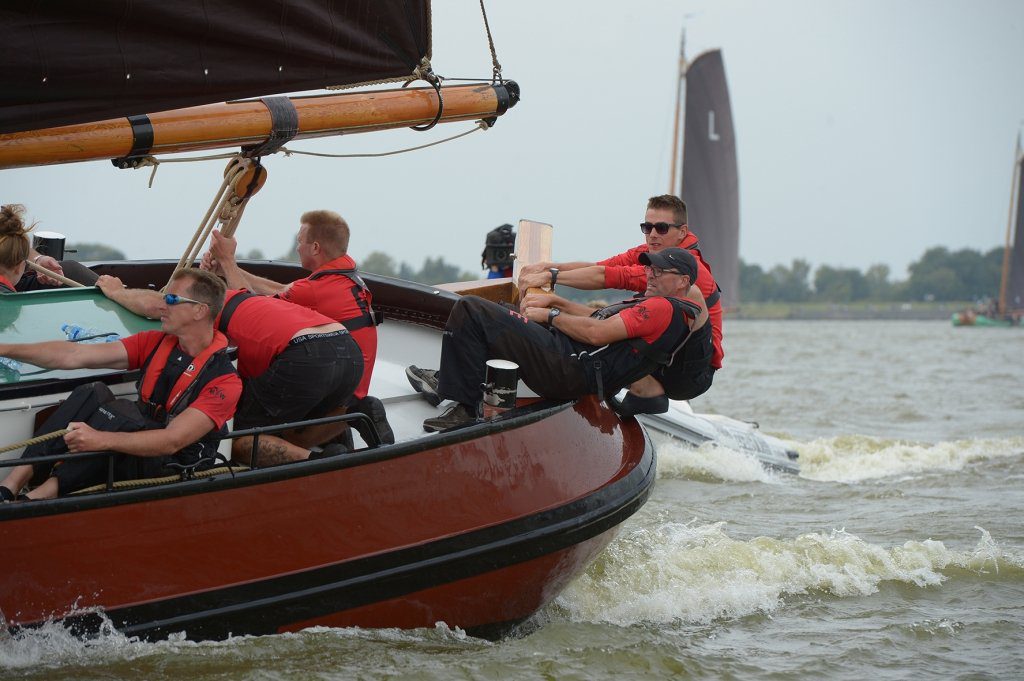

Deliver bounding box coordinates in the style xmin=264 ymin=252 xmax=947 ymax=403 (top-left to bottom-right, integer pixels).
xmin=5 ymin=0 xmax=1024 ymax=279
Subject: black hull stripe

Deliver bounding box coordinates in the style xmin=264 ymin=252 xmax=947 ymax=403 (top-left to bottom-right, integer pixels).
xmin=54 ymin=435 xmax=655 ymax=641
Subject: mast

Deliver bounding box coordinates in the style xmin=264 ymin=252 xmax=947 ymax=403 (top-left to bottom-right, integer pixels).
xmin=668 ymin=30 xmax=688 ymax=193
xmin=998 ymin=133 xmax=1024 ymax=315
xmin=0 ymin=83 xmax=519 ymax=170
xmin=995 ymin=135 xmax=1019 ymax=315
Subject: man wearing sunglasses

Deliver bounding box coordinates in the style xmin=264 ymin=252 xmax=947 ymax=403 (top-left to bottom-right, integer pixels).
xmin=202 ymin=210 xmax=392 ymax=446
xmin=98 ymin=271 xmax=364 ymax=467
xmin=1 ymin=269 xmax=241 ymax=499
xmin=517 ymin=194 xmax=723 ymax=399
xmin=407 ymin=247 xmax=707 ymax=432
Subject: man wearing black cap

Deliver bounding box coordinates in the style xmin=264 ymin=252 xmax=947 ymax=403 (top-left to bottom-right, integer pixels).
xmin=407 ymin=247 xmax=708 ymax=432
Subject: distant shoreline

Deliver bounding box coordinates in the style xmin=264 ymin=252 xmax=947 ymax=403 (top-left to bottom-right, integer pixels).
xmin=729 ymin=301 xmax=969 ymax=321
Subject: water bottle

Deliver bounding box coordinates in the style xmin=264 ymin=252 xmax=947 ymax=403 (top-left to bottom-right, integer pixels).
xmin=0 ymin=356 xmax=21 ymax=375
xmin=61 ymin=323 xmax=121 ymax=343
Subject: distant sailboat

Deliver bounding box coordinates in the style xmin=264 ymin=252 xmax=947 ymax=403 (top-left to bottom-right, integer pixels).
xmin=953 ymin=134 xmax=1024 ymax=326
xmin=669 ymin=35 xmax=740 ymax=310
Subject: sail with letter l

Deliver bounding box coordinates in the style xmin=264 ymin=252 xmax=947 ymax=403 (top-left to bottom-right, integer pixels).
xmin=677 ymin=49 xmax=740 ymax=310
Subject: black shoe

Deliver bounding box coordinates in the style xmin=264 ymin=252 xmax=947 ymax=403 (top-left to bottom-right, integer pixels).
xmin=350 ymin=395 xmax=395 ymax=446
xmin=406 ymin=366 xmax=441 ymax=407
xmin=309 ymin=443 xmax=349 ymax=460
xmin=423 ymin=403 xmax=477 ymax=433
xmin=609 ymin=392 xmax=670 ymax=418
xmin=0 ymin=486 xmax=15 ymax=502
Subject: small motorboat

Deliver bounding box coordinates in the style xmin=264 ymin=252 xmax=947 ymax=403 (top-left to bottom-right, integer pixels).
xmin=637 ymin=399 xmax=800 ymax=475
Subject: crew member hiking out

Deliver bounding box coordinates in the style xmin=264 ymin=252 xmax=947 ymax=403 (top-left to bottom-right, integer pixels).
xmin=516 ymin=194 xmax=724 ymax=400
xmin=406 ymin=247 xmax=707 ymax=432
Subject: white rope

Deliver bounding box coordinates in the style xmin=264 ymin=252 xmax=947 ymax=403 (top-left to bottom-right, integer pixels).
xmin=124 ymin=120 xmax=490 ymax=184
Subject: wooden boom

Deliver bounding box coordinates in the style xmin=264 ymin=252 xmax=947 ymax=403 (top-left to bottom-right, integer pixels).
xmin=0 ymin=82 xmax=519 ymax=170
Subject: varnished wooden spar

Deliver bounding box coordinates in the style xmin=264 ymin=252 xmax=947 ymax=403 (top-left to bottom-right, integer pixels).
xmin=0 ymin=82 xmax=519 ymax=169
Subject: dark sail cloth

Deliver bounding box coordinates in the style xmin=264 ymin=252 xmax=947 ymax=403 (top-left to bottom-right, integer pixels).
xmin=20 ymin=338 xmax=235 ymax=495
xmin=435 ymin=296 xmax=693 ymax=407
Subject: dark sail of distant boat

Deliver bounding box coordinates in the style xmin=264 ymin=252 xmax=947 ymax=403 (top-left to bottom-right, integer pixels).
xmin=676 ymin=49 xmax=740 ymax=310
xmin=1001 ymin=136 xmax=1024 ymax=315
xmin=0 ymin=0 xmax=430 ymax=134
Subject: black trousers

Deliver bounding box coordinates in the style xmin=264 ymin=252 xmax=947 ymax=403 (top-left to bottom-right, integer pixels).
xmin=437 ymin=296 xmax=592 ymax=406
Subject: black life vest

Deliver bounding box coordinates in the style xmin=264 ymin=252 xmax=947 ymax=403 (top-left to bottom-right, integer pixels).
xmin=306 ymin=267 xmax=381 ymax=332
xmin=217 ymin=290 xmax=256 ymax=334
xmin=680 ymin=237 xmax=723 ymax=308
xmin=573 ymin=295 xmax=699 ymax=395
xmin=135 ymin=332 xmax=236 ymax=468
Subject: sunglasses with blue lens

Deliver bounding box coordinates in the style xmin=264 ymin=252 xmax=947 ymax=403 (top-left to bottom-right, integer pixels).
xmin=163 ymin=293 xmax=204 ymax=306
xmin=640 ymin=222 xmax=684 ymax=235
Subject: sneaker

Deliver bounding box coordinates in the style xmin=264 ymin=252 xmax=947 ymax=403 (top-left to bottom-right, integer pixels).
xmin=406 ymin=366 xmax=442 ymax=407
xmin=308 ymin=443 xmax=349 ymax=460
xmin=423 ymin=403 xmax=477 ymax=433
xmin=350 ymin=395 xmax=396 ymax=445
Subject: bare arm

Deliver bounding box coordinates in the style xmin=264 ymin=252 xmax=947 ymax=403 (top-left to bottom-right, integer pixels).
xmin=208 ymin=230 xmax=288 ymax=295
xmin=520 ymin=292 xmax=599 ymax=318
xmin=64 ymin=408 xmax=217 ymax=457
xmin=518 ymin=265 xmax=607 ymax=297
xmin=0 ymin=338 xmax=129 ymax=370
xmin=96 ymin=275 xmax=164 ymax=318
xmin=519 ymin=260 xmax=597 ymax=277
xmin=522 ymin=305 xmax=629 ymax=346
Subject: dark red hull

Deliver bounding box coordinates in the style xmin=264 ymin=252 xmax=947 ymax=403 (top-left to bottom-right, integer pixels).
xmin=1 ymin=398 xmax=653 ymax=639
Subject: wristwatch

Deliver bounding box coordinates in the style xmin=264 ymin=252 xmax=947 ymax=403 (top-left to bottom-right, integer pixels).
xmin=549 ymin=267 xmax=559 ymax=287
xmin=547 ymin=307 xmax=561 ymax=324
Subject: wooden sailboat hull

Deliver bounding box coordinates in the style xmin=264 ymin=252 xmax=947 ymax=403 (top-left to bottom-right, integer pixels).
xmin=0 ymin=261 xmax=653 ymax=640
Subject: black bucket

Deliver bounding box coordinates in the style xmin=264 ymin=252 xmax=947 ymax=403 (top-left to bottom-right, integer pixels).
xmin=32 ymin=230 xmax=66 ymax=261
xmin=482 ymin=359 xmax=518 ymax=418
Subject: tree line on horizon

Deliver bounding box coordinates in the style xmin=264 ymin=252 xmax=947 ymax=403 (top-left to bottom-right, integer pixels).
xmin=65 ymin=242 xmax=1008 ymax=304
xmin=740 ymin=246 xmax=1006 ymax=304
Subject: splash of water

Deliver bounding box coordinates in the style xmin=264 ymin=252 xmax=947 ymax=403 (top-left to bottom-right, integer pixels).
xmin=796 ymin=435 xmax=1024 ymax=482
xmin=556 ymin=522 xmax=1024 ymax=627
xmin=654 ymin=437 xmax=778 ymax=483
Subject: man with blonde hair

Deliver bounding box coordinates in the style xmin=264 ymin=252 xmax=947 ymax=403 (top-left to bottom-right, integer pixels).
xmin=204 ymin=209 xmax=391 ymax=446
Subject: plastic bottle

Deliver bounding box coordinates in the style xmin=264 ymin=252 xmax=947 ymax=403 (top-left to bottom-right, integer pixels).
xmin=61 ymin=323 xmax=121 ymax=343
xmin=0 ymin=356 xmax=20 ymax=373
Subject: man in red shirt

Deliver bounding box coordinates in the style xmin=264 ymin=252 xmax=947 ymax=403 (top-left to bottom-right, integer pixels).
xmin=408 ymin=248 xmax=707 ymax=431
xmin=517 ymin=195 xmax=723 ymax=400
xmin=0 ymin=269 xmax=241 ymax=500
xmin=204 ymin=209 xmax=391 ymax=445
xmin=98 ymin=275 xmax=364 ymax=466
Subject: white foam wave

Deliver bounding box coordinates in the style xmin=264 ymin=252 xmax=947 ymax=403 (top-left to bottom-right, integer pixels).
xmin=795 ymin=435 xmax=1024 ymax=482
xmin=654 ymin=436 xmax=777 ymax=483
xmin=556 ymin=523 xmax=1023 ymax=627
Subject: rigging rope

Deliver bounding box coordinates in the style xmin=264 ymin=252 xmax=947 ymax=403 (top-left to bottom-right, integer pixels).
xmin=479 ymin=0 xmax=503 ymax=83
xmin=0 ymin=429 xmax=69 ymax=455
xmin=125 ymin=120 xmax=491 ymax=182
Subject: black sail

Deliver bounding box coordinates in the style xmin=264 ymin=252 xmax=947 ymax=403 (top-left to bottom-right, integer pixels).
xmin=680 ymin=50 xmax=739 ymax=309
xmin=0 ymin=0 xmax=431 ymax=134
xmin=1008 ymin=154 xmax=1024 ymax=313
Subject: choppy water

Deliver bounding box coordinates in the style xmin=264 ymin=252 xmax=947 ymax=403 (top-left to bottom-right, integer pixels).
xmin=3 ymin=320 xmax=1023 ymax=679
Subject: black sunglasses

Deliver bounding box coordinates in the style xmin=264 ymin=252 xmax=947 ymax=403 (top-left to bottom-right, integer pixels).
xmin=640 ymin=222 xmax=684 ymax=235
xmin=164 ymin=293 xmax=204 ymax=306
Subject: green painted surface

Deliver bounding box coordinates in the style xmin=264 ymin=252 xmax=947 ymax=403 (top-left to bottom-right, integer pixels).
xmin=0 ymin=287 xmax=160 ymax=385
